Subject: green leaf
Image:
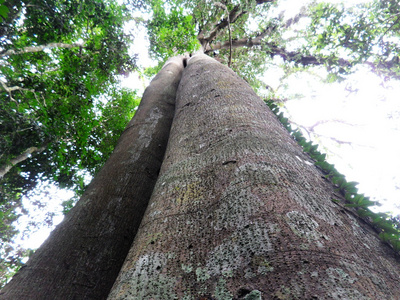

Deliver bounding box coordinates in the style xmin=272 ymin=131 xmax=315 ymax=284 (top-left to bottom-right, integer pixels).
xmin=292 ymin=130 xmax=303 ymax=140
xmin=0 ymin=4 xmax=9 ymax=19
xmin=344 ymin=181 xmax=359 ymax=194
xmin=316 ymin=153 xmax=327 ymax=162
xmin=345 ymin=193 xmax=353 ymax=202
xmin=280 ymin=117 xmax=289 ymax=124
xmin=316 ymin=161 xmax=334 ymax=172
xmin=379 ymin=232 xmax=400 ymax=244
xmin=374 ymin=218 xmax=399 ymax=235
xmin=345 ymin=200 xmax=376 ymax=208
xmin=390 ymin=239 xmax=400 ymax=252
xmin=356 ymin=208 xmax=374 ymax=218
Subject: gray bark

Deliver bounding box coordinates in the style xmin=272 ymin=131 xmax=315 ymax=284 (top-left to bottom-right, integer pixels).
xmin=0 ymin=42 xmax=85 ymax=57
xmin=0 ymin=56 xmax=185 ymax=300
xmin=0 ymin=144 xmax=47 ymax=179
xmin=107 ymin=54 xmax=400 ymax=299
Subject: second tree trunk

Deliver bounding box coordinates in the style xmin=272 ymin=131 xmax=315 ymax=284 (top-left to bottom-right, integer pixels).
xmin=0 ymin=57 xmax=185 ymax=300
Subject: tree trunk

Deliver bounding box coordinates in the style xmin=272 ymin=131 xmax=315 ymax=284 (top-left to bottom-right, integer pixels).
xmin=0 ymin=56 xmax=185 ymax=300
xmin=107 ymin=54 xmax=400 ymax=299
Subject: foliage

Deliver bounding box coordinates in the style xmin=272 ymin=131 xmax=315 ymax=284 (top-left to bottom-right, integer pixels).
xmin=0 ymin=0 xmax=139 ymax=285
xmin=145 ymin=0 xmax=277 ymax=87
xmin=147 ymin=0 xmax=199 ymax=61
xmin=0 ymin=245 xmax=33 ymax=288
xmin=146 ymin=0 xmax=400 ymax=86
xmin=307 ymin=1 xmax=400 ymax=79
xmin=0 ymin=0 xmax=9 ymax=22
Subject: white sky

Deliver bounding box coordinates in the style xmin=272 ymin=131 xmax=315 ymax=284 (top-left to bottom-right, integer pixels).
xmin=267 ymin=0 xmax=400 ymax=215
xmin=276 ymin=65 xmax=400 ymax=215
xmin=14 ymin=0 xmax=400 ymax=252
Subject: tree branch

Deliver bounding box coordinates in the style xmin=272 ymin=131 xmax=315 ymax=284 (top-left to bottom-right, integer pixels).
xmin=364 ymin=60 xmax=400 ymax=80
xmin=203 ymin=26 xmax=273 ymax=53
xmin=285 ymin=10 xmax=308 ymax=28
xmin=256 ymin=0 xmax=276 ymax=4
xmin=214 ymin=2 xmax=233 ymax=67
xmin=197 ymin=0 xmax=276 ymax=51
xmin=0 ymin=79 xmax=35 ymax=104
xmin=0 ymin=42 xmax=85 ymax=57
xmin=203 ymin=32 xmax=354 ymax=70
xmin=0 ymin=144 xmax=48 ymax=180
xmin=305 ymin=119 xmax=356 ymax=132
xmin=198 ymin=4 xmax=244 ymax=49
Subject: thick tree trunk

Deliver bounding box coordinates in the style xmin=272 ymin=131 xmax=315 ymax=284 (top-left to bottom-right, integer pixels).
xmin=0 ymin=56 xmax=185 ymax=300
xmin=107 ymin=54 xmax=400 ymax=299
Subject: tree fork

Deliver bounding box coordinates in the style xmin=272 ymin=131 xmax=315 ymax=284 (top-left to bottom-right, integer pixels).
xmin=0 ymin=56 xmax=186 ymax=300
xmin=107 ymin=54 xmax=400 ymax=299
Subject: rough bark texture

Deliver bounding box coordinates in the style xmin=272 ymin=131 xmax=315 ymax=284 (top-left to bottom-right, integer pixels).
xmin=107 ymin=54 xmax=400 ymax=299
xmin=0 ymin=56 xmax=185 ymax=300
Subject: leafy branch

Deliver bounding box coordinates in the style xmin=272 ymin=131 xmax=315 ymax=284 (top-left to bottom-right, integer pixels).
xmin=198 ymin=4 xmax=244 ymax=51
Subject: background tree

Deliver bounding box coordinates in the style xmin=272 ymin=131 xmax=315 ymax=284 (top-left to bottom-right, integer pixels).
xmin=0 ymin=0 xmax=138 ymax=285
xmin=147 ymin=0 xmax=199 ymax=61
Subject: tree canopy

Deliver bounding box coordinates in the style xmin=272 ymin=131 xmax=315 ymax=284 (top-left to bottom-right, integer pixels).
xmin=0 ymin=0 xmax=140 ymax=285
xmin=146 ymin=0 xmax=400 ymax=87
xmin=1 ymin=0 xmax=400 ymax=288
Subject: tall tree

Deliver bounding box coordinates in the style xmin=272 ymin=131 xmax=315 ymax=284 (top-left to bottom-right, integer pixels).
xmin=2 ymin=0 xmax=400 ymax=295
xmin=0 ymin=56 xmax=185 ymax=299
xmin=107 ymin=54 xmax=400 ymax=299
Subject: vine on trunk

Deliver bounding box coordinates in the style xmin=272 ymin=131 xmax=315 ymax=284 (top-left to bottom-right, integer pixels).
xmin=265 ymin=99 xmax=400 ymax=254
